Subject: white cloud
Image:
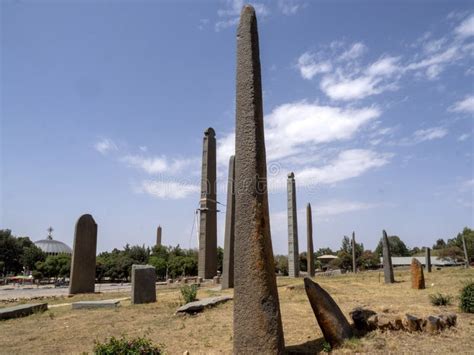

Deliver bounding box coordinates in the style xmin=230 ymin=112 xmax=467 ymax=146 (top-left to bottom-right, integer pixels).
xmin=217 ymin=101 xmax=381 ymax=165
xmin=296 ymin=14 xmax=474 ymax=100
xmin=94 ymin=138 xmax=118 ymax=155
xmin=297 ymin=52 xmax=332 ymax=80
xmin=295 ymin=149 xmax=392 ymax=186
xmin=450 ymin=95 xmax=474 ymax=114
xmin=138 ymin=180 xmax=200 ymax=199
xmin=412 ymin=127 xmax=448 ymax=142
xmin=458 ymin=133 xmax=471 ymax=141
xmin=338 ymin=42 xmax=367 ymax=61
xmin=455 ymin=14 xmax=474 ymax=38
xmin=121 ymin=154 xmax=198 ymax=175
xmin=315 ymin=200 xmax=379 ymax=216
xmin=278 ymin=0 xmax=303 ymax=15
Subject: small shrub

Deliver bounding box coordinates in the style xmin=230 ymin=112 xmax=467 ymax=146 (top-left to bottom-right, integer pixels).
xmin=459 ymin=281 xmax=474 ymax=313
xmin=93 ymin=336 xmax=163 ymax=355
xmin=429 ymin=293 xmax=453 ymax=306
xmin=322 ymin=341 xmax=332 ymax=353
xmin=180 ymin=284 xmax=198 ymax=304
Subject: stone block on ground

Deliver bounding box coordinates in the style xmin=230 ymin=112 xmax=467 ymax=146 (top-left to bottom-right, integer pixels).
xmin=0 ymin=303 xmax=48 ymax=320
xmin=350 ymin=307 xmax=377 ymax=331
xmin=176 ymin=295 xmax=232 ymax=314
xmin=72 ymin=300 xmax=120 ymax=309
xmin=131 ymin=264 xmax=156 ymax=304
xmin=424 ymin=316 xmax=442 ymax=333
xmin=405 ymin=313 xmax=422 ymax=332
xmin=439 ymin=313 xmax=457 ymax=327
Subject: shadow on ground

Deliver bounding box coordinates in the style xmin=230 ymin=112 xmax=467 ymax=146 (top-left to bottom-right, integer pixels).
xmin=286 ymin=337 xmax=326 ymax=354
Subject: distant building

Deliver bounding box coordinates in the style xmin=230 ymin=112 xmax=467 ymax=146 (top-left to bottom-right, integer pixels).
xmin=34 ymin=227 xmax=72 ymax=256
xmin=380 ymin=256 xmax=461 ymax=267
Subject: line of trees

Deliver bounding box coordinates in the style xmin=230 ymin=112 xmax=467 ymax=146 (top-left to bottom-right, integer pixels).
xmin=2 ymin=227 xmax=472 ymax=280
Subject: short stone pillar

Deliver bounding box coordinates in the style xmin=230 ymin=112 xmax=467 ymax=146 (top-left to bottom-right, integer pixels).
xmin=213 ymin=276 xmax=221 ymax=285
xmin=69 ymin=214 xmax=98 ymax=294
xmin=166 ymin=278 xmax=173 ymax=285
xmin=181 ymin=277 xmax=188 ymax=285
xmin=131 ymin=265 xmax=156 ymax=304
xmin=411 ymin=258 xmax=425 ymax=289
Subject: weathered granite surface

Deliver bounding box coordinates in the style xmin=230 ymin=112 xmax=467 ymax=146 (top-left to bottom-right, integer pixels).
xmin=72 ymin=300 xmax=120 ymax=309
xmin=176 ymin=296 xmax=232 ymax=313
xmin=0 ymin=303 xmax=48 ymax=320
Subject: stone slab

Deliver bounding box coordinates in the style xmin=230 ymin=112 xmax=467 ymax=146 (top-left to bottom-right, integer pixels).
xmin=72 ymin=299 xmax=120 ymax=309
xmin=176 ymin=295 xmax=232 ymax=313
xmin=0 ymin=303 xmax=48 ymax=320
xmin=131 ymin=264 xmax=156 ymax=304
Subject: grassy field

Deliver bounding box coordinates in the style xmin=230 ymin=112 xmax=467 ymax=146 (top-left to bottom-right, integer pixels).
xmin=0 ymin=267 xmax=473 ymax=354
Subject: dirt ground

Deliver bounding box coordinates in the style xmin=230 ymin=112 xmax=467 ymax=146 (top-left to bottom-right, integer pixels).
xmin=0 ymin=267 xmax=473 ymax=354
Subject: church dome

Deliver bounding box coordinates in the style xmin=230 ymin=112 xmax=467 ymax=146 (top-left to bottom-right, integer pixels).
xmin=35 ymin=235 xmax=72 ymax=255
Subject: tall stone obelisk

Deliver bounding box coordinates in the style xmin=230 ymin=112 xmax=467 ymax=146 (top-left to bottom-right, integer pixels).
xmin=287 ymin=172 xmax=299 ymax=278
xmin=222 ymin=155 xmax=235 ymax=289
xmin=425 ymin=247 xmax=431 ymax=272
xmin=156 ymin=225 xmax=162 ymax=247
xmin=382 ymin=230 xmax=395 ymax=283
xmin=233 ymin=5 xmax=285 ymax=354
xmin=198 ymin=127 xmax=217 ymax=280
xmin=352 ymin=231 xmax=357 ymax=273
xmin=306 ymin=203 xmax=315 ymax=277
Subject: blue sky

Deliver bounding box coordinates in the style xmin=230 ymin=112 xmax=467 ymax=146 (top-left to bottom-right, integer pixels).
xmin=2 ymin=0 xmax=473 ymax=254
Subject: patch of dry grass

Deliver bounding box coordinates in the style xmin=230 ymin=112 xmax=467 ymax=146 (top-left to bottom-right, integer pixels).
xmin=0 ymin=267 xmax=473 ymax=354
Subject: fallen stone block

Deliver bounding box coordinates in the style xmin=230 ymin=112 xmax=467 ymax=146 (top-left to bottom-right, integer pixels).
xmin=350 ymin=307 xmax=377 ymax=331
xmin=439 ymin=313 xmax=457 ymax=327
xmin=424 ymin=316 xmax=442 ymax=333
xmin=304 ymin=277 xmax=353 ymax=348
xmin=405 ymin=313 xmax=422 ymax=332
xmin=0 ymin=303 xmax=48 ymax=320
xmin=176 ymin=296 xmax=232 ymax=314
xmin=377 ymin=315 xmax=393 ymax=331
xmin=72 ymin=300 xmax=120 ymax=309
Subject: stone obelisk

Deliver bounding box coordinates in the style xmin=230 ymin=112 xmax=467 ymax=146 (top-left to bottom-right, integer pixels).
xmin=222 ymin=155 xmax=235 ymax=289
xmin=425 ymin=247 xmax=432 ymax=273
xmin=287 ymin=172 xmax=299 ymax=278
xmin=352 ymin=231 xmax=357 ymax=273
xmin=382 ymin=230 xmax=395 ymax=283
xmin=69 ymin=214 xmax=97 ymax=294
xmin=156 ymin=225 xmax=162 ymax=247
xmin=233 ymin=5 xmax=285 ymax=354
xmin=198 ymin=127 xmax=217 ymax=279
xmin=306 ymin=203 xmax=315 ymax=277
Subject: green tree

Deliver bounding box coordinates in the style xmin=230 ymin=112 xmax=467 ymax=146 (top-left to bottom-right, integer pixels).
xmin=21 ymin=245 xmax=46 ymax=271
xmin=374 ymin=235 xmax=410 ymax=257
xmin=274 ymin=255 xmax=288 ymax=275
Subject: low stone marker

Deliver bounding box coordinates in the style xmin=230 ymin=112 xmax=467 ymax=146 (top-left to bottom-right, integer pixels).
xmin=304 ymin=277 xmax=353 ymax=347
xmin=72 ymin=299 xmax=120 ymax=309
xmin=411 ymin=258 xmax=425 ymax=289
xmin=131 ymin=265 xmax=156 ymax=304
xmin=176 ymin=295 xmax=232 ymax=314
xmin=0 ymin=303 xmax=48 ymax=320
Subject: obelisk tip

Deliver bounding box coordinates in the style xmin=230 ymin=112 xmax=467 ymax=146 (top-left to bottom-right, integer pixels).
xmin=242 ymin=4 xmax=256 ymax=15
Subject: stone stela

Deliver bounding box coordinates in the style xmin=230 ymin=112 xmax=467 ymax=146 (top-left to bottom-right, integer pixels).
xmin=198 ymin=127 xmax=217 ymax=280
xmin=222 ymin=155 xmax=235 ymax=290
xmin=382 ymin=230 xmax=395 ymax=284
xmin=233 ymin=5 xmax=285 ymax=354
xmin=306 ymin=203 xmax=315 ymax=277
xmin=69 ymin=214 xmax=97 ymax=294
xmin=287 ymin=172 xmax=299 ymax=278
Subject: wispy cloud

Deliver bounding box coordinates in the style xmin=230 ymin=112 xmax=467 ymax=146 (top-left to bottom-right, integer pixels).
xmin=296 ymin=13 xmax=474 ymax=100
xmin=278 ymin=0 xmax=304 ymax=16
xmin=137 ymin=180 xmax=200 ymax=199
xmin=398 ymin=126 xmax=448 ymax=146
xmin=450 ymin=95 xmax=474 ymax=114
xmin=94 ymin=138 xmax=118 ymax=155
xmin=458 ymin=133 xmax=471 ymax=142
xmin=217 ymin=101 xmax=381 ymax=166
xmin=215 ymin=0 xmax=269 ymax=31
xmin=121 ymin=154 xmax=198 ymax=175
xmin=294 ymin=149 xmax=392 ymax=186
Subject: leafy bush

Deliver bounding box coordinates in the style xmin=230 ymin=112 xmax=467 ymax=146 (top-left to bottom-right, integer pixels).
xmin=459 ymin=281 xmax=474 ymax=313
xmin=93 ymin=336 xmax=163 ymax=354
xmin=180 ymin=284 xmax=198 ymax=304
xmin=429 ymin=293 xmax=453 ymax=306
